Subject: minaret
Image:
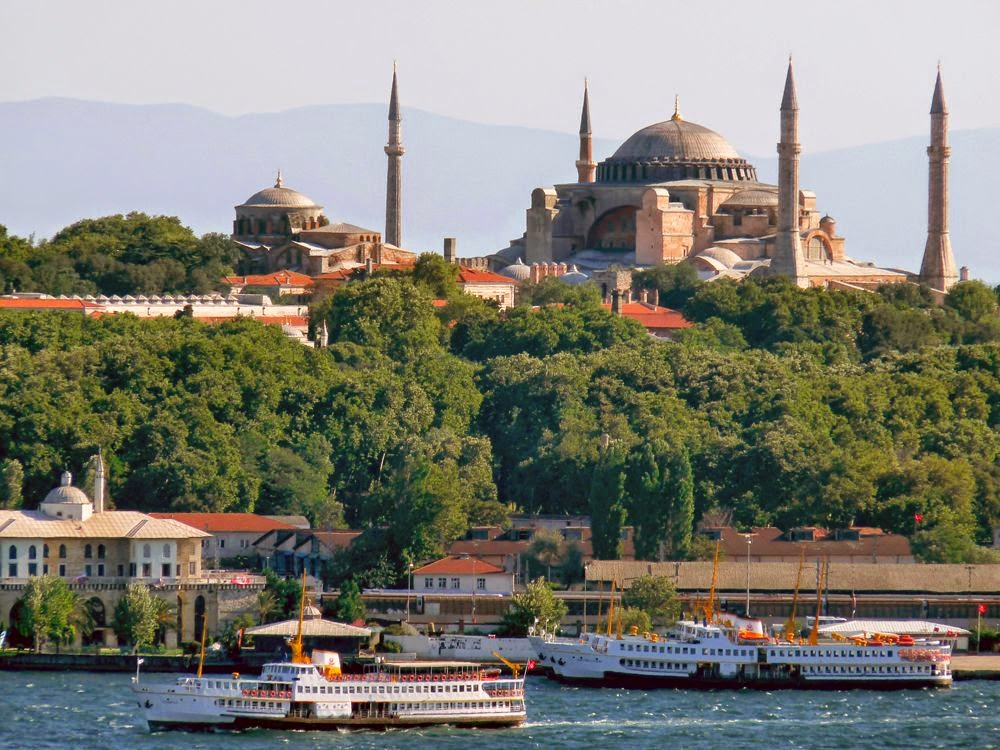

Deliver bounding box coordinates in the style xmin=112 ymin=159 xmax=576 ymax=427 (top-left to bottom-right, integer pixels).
xmin=93 ymin=452 xmax=105 ymax=514
xmin=576 ymin=79 xmax=596 ymax=183
xmin=384 ymin=63 xmax=404 ymax=247
xmin=771 ymin=58 xmax=808 ymax=287
xmin=919 ymin=66 xmax=958 ymax=292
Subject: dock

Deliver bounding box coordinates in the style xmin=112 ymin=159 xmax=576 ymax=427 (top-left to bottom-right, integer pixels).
xmin=951 ymin=655 xmax=1000 ymax=680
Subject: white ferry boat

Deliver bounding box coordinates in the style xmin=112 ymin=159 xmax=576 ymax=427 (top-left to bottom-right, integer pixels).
xmin=529 ymin=617 xmax=952 ymax=690
xmin=132 ymin=582 xmax=527 ymax=731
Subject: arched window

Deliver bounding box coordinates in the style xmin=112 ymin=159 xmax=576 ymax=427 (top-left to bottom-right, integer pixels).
xmin=28 ymin=545 xmax=36 ymax=560
xmin=97 ymin=544 xmax=106 ymax=559
xmin=143 ymin=544 xmax=151 ymax=558
xmin=8 ymin=545 xmax=15 ymax=560
xmin=58 ymin=544 xmax=67 ymax=559
xmin=806 ymin=235 xmax=828 ymax=262
xmin=162 ymin=544 xmax=171 ymax=558
xmin=43 ymin=544 xmax=49 ymax=558
xmin=84 ymin=544 xmax=93 ymax=559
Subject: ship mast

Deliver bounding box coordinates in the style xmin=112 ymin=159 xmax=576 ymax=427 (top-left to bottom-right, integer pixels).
xmin=808 ymin=558 xmax=825 ymax=646
xmin=703 ymin=540 xmax=721 ymax=623
xmin=290 ymin=569 xmax=309 ymax=663
xmin=785 ymin=546 xmax=805 ymax=642
xmin=196 ymin=612 xmax=208 ymax=678
xmin=605 ymin=577 xmax=616 ymax=637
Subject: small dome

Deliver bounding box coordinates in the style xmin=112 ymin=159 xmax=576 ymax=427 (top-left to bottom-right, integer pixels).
xmin=303 ymin=604 xmax=323 ymax=620
xmin=561 ymin=265 xmax=590 ymax=285
xmin=240 ymin=172 xmax=320 ymax=209
xmin=721 ymin=189 xmax=778 ymax=208
xmin=695 ymin=247 xmax=744 ymax=270
xmin=499 ymin=257 xmax=531 ymax=281
xmin=43 ymin=471 xmax=91 ymax=505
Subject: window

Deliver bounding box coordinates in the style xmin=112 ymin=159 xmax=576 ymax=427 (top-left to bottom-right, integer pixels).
xmin=28 ymin=545 xmax=36 ymax=560
xmin=97 ymin=564 xmax=105 ymax=577
xmin=218 ymin=539 xmax=225 ymax=549
xmin=162 ymin=563 xmax=171 ymax=577
xmin=129 ymin=563 xmax=137 ymax=577
xmin=8 ymin=563 xmax=17 ymax=577
xmin=28 ymin=563 xmax=37 ymax=576
xmin=438 ymin=577 xmax=447 ymax=589
xmin=142 ymin=563 xmax=151 ymax=577
xmin=84 ymin=544 xmax=93 ymax=559
xmin=189 ymin=562 xmax=196 ymax=575
xmin=142 ymin=544 xmax=151 ymax=558
xmin=476 ymin=578 xmax=486 ymax=590
xmin=118 ymin=564 xmax=125 ymax=577
xmin=85 ymin=564 xmax=92 ymax=577
xmin=59 ymin=544 xmax=67 ymax=559
xmin=43 ymin=544 xmax=49 ymax=558
xmin=163 ymin=544 xmax=171 ymax=558
xmin=451 ymin=578 xmax=460 ymax=589
xmin=98 ymin=544 xmax=106 ymax=559
xmin=8 ymin=545 xmax=15 ymax=560
xmin=425 ymin=577 xmax=434 ymax=588
xmin=59 ymin=564 xmax=66 ymax=577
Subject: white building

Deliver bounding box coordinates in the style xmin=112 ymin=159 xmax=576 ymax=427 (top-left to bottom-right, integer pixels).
xmin=411 ymin=555 xmax=513 ymax=595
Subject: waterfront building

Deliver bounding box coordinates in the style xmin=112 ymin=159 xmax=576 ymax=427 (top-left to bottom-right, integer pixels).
xmin=149 ymin=513 xmax=300 ymax=569
xmin=411 ymin=556 xmax=514 ymax=595
xmin=698 ymin=525 xmax=914 ymax=564
xmin=253 ymin=528 xmax=362 ymax=581
xmin=0 ymin=465 xmax=263 ymax=647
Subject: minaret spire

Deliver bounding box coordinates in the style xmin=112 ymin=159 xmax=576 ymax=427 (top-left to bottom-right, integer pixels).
xmin=771 ymin=57 xmax=808 ymax=287
xmin=919 ymin=65 xmax=958 ymax=291
xmin=384 ymin=62 xmax=404 ymax=247
xmin=576 ymin=79 xmax=596 ymax=183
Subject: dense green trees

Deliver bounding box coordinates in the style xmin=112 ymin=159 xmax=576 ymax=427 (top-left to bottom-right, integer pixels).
xmin=15 ymin=575 xmax=91 ymax=652
xmin=499 ymin=578 xmax=569 ymax=636
xmin=1 ymin=250 xmax=998 ymax=578
xmin=0 ymin=216 xmax=238 ymax=296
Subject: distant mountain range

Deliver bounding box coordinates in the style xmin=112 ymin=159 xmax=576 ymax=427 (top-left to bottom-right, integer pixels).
xmin=0 ymin=98 xmax=996 ymax=279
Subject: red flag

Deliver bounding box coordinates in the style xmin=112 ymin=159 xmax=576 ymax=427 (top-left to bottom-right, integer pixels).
xmin=979 ymin=604 xmax=987 ymax=615
xmin=526 ymin=659 xmax=537 ymax=671
xmin=914 ymin=513 xmax=923 ymax=523
xmin=237 ymin=628 xmax=244 ymax=648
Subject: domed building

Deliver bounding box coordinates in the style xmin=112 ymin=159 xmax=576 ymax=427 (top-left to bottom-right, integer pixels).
xmin=503 ymin=71 xmax=913 ymax=290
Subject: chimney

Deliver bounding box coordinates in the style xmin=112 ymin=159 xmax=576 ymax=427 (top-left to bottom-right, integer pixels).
xmin=959 ymin=266 xmax=970 ymax=282
xmin=443 ymin=237 xmax=457 ymax=264
xmin=365 ymin=257 xmax=374 ymax=276
xmin=93 ymin=452 xmax=105 ymax=514
xmin=652 ymin=288 xmax=660 ymax=306
xmin=640 ymin=288 xmax=649 ymax=304
xmin=611 ymin=289 xmax=622 ymax=315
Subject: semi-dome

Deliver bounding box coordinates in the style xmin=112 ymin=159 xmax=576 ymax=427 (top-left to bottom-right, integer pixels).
xmin=499 ymin=257 xmax=531 ymax=281
xmin=721 ymin=189 xmax=778 ymax=208
xmin=43 ymin=471 xmax=91 ymax=505
xmin=612 ymin=118 xmax=741 ymax=162
xmin=239 ymin=172 xmax=321 ymax=209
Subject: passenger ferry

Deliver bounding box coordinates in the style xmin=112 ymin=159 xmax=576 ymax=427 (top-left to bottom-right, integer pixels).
xmin=132 ymin=580 xmax=527 ymax=731
xmin=529 ymin=616 xmax=951 ymax=690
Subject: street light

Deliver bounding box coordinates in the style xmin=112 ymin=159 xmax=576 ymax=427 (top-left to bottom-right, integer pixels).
xmin=743 ymin=533 xmax=753 ymax=618
xmin=406 ymin=564 xmax=413 ymax=623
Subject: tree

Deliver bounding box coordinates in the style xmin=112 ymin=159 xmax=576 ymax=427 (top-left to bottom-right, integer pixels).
xmin=255 ymin=590 xmax=279 ymax=625
xmin=334 ymin=579 xmax=366 ymax=624
xmin=946 ymin=280 xmax=997 ymax=323
xmin=624 ymin=443 xmax=668 ymax=560
xmin=0 ymin=458 xmax=23 ymax=508
xmin=664 ymin=447 xmax=695 ymax=559
xmin=499 ymin=578 xmax=568 ymax=636
xmin=621 ymin=575 xmax=681 ymax=625
xmin=632 ymin=262 xmax=701 ymax=309
xmin=112 ymin=583 xmax=161 ymax=652
xmin=526 ymin=528 xmax=564 ymax=581
xmin=411 ymin=253 xmax=460 ymax=299
xmin=603 ymin=606 xmax=652 ymax=636
xmin=15 ymin=575 xmax=90 ymax=652
xmin=588 ymin=444 xmax=627 ymax=560
xmin=263 ymin=569 xmax=303 ymax=620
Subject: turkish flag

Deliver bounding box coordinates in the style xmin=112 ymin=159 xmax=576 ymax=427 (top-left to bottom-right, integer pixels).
xmin=914 ymin=513 xmax=923 ymax=523
xmin=980 ymin=604 xmax=988 ymax=615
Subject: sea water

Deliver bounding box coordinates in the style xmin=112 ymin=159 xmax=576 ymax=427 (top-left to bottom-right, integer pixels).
xmin=0 ymin=671 xmax=996 ymax=750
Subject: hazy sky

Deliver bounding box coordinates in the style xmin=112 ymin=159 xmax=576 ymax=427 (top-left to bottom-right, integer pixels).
xmin=2 ymin=0 xmax=998 ymax=154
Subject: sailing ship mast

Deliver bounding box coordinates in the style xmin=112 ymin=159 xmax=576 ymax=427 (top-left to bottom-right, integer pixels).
xmin=808 ymin=558 xmax=826 ymax=646
xmin=703 ymin=540 xmax=721 ymax=623
xmin=785 ymin=546 xmax=805 ymax=642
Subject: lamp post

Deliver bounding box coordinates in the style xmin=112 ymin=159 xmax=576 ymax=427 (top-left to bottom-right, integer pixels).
xmin=471 ymin=557 xmax=477 ymax=625
xmin=744 ymin=533 xmax=753 ymax=617
xmin=406 ymin=564 xmax=413 ymax=623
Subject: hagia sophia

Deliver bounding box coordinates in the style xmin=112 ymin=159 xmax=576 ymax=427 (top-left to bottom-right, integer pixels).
xmin=225 ymin=60 xmax=960 ymax=300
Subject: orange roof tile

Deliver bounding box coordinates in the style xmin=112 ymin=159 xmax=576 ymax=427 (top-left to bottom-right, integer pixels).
xmin=412 ymin=555 xmax=506 ymax=575
xmin=0 ymin=298 xmax=101 ymax=311
xmin=456 ymin=267 xmax=518 ymax=285
xmin=602 ymin=301 xmax=692 ymax=330
xmin=149 ymin=512 xmax=297 ymax=533
xmin=222 ymin=271 xmax=314 ymax=287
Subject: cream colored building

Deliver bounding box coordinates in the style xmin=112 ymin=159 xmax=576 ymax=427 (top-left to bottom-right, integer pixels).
xmin=0 ymin=467 xmax=263 ymax=648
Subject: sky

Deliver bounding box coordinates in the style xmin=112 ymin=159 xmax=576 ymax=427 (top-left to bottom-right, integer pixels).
xmin=2 ymin=0 xmax=999 ymax=155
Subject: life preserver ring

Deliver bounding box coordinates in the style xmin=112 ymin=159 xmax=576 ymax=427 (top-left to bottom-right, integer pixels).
xmin=242 ymin=689 xmax=249 ymax=697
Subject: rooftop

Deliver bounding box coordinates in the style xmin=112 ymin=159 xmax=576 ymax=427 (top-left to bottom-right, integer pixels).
xmin=149 ymin=512 xmax=298 ymax=534
xmin=412 ymin=555 xmax=506 ymax=576
xmin=0 ymin=509 xmax=211 ymax=539
xmin=246 ymin=618 xmax=371 ymax=638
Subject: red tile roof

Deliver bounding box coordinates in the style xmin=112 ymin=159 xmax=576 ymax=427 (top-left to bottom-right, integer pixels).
xmin=0 ymin=298 xmax=101 ymax=311
xmin=456 ymin=267 xmax=518 ymax=285
xmin=149 ymin=512 xmax=298 ymax=533
xmin=431 ymin=298 xmax=449 ymax=308
xmin=222 ymin=271 xmax=315 ymax=287
xmin=412 ymin=555 xmax=506 ymax=575
xmin=603 ymin=301 xmax=692 ymax=330
xmin=311 ymin=530 xmax=363 ymax=550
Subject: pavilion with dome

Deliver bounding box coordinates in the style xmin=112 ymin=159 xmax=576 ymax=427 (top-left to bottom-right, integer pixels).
xmin=496 ymin=70 xmax=916 ymax=290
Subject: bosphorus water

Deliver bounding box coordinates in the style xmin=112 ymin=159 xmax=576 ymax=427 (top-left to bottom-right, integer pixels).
xmin=0 ymin=671 xmax=996 ymax=750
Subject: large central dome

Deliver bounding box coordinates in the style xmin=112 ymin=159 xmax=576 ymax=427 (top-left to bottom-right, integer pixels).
xmin=596 ymin=110 xmax=757 ymax=184
xmin=612 ymin=118 xmax=741 ymax=162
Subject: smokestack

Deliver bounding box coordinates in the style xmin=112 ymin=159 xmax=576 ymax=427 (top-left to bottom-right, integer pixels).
xmin=443 ymin=238 xmax=457 ymax=264
xmin=93 ymin=452 xmax=105 ymax=514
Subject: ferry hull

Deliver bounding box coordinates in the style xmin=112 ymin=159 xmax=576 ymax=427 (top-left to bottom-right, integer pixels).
xmin=147 ymin=713 xmax=526 ymax=732
xmin=547 ymin=671 xmax=951 ymax=691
